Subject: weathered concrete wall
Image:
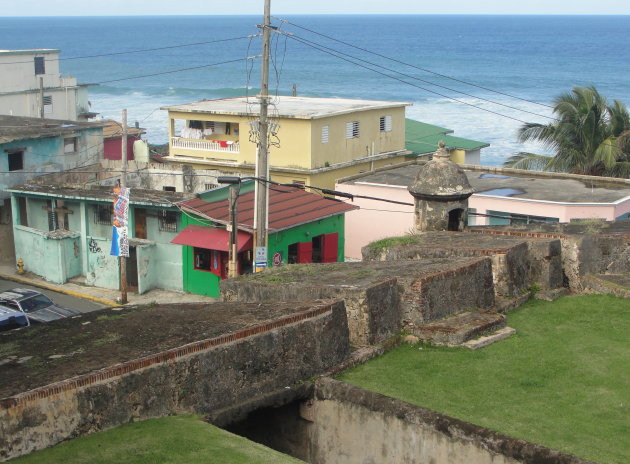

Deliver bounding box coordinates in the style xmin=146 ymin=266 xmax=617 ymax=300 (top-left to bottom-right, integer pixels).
xmin=0 ymin=302 xmax=350 ymax=461
xmin=228 ymin=379 xmax=594 ymax=464
xmin=562 ymin=234 xmax=630 ymax=291
xmin=222 ymin=277 xmax=400 ymax=347
xmin=222 ymin=258 xmax=495 ymax=345
xmin=303 ymin=379 xmax=595 ymax=464
xmin=397 ymin=258 xmax=494 ymax=325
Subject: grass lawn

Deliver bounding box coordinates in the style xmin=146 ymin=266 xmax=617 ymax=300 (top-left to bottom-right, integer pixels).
xmin=10 ymin=415 xmax=303 ymax=464
xmin=338 ymin=294 xmax=629 ymax=464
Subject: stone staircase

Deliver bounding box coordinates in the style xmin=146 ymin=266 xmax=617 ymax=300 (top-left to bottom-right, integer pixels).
xmin=583 ymin=273 xmax=630 ymax=298
xmin=412 ymin=309 xmax=511 ymax=348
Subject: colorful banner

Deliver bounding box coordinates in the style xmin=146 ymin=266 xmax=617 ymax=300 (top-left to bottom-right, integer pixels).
xmin=110 ymin=186 xmax=130 ymax=257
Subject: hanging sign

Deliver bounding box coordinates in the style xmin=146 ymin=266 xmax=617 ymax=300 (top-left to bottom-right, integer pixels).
xmin=110 ymin=186 xmax=130 ymax=257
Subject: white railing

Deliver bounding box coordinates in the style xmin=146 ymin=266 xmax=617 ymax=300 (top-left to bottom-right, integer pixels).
xmin=171 ymin=137 xmax=240 ymax=153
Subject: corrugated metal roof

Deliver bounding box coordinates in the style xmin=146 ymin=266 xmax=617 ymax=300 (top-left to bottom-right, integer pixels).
xmin=0 ymin=115 xmax=106 ymax=144
xmin=178 ymin=186 xmax=358 ymax=233
xmin=405 ymin=118 xmax=489 ymax=153
xmin=101 ymin=120 xmax=145 ymax=139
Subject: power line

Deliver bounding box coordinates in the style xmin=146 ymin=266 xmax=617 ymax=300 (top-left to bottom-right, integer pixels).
xmin=283 ymin=31 xmax=554 ymax=122
xmin=0 ymin=36 xmax=259 ymax=66
xmin=273 ymin=17 xmax=553 ymax=110
xmin=96 ymin=57 xmax=257 ymax=85
xmin=284 ymin=34 xmax=531 ymax=125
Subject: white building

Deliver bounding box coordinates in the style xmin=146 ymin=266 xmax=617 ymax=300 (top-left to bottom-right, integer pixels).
xmin=0 ymin=49 xmax=96 ymax=122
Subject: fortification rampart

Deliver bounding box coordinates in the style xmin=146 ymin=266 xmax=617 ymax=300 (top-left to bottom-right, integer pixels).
xmin=0 ymin=301 xmax=349 ymax=461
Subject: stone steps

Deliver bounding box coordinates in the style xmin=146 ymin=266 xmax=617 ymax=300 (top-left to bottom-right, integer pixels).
xmin=583 ymin=274 xmax=630 ymax=298
xmin=412 ymin=309 xmax=507 ymax=346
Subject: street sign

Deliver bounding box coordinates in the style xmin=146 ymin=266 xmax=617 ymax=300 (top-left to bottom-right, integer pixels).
xmin=255 ymin=246 xmax=267 ymax=271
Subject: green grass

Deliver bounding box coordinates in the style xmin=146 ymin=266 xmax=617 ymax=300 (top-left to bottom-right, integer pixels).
xmin=10 ymin=415 xmax=303 ymax=464
xmin=338 ymin=294 xmax=630 ymax=464
xmin=367 ymin=234 xmax=423 ymax=250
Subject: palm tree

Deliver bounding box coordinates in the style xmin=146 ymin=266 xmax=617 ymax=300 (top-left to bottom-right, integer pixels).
xmin=504 ymin=86 xmax=630 ymax=177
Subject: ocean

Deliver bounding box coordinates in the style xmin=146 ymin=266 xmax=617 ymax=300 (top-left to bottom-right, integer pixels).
xmin=1 ymin=14 xmax=629 ymax=166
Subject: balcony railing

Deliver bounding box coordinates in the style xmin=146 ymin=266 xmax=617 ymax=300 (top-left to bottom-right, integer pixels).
xmin=171 ymin=137 xmax=240 ymax=153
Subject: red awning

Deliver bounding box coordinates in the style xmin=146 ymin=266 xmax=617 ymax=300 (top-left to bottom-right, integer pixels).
xmin=170 ymin=225 xmax=252 ymax=252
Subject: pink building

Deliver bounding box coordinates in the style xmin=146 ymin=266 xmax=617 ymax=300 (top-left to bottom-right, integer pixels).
xmin=102 ymin=120 xmax=145 ymax=161
xmin=337 ymin=163 xmax=630 ymax=260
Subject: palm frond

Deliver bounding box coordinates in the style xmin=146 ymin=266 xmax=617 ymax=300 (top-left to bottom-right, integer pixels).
xmin=503 ymin=152 xmax=552 ymax=171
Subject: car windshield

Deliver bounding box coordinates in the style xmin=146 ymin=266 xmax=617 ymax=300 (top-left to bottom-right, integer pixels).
xmin=20 ymin=295 xmax=53 ymax=313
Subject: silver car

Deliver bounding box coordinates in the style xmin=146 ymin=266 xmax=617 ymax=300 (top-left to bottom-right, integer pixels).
xmin=0 ymin=288 xmax=81 ymax=323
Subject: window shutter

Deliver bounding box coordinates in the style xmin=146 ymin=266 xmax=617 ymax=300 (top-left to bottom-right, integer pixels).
xmin=321 ymin=232 xmax=339 ymax=263
xmin=321 ymin=125 xmax=329 ymax=143
xmin=380 ymin=115 xmax=392 ymax=132
xmin=297 ymin=241 xmax=313 ymax=263
xmin=346 ymin=121 xmax=359 ymax=139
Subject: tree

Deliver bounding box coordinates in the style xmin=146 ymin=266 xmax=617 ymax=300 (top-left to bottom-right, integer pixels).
xmin=504 ymin=86 xmax=630 ymax=177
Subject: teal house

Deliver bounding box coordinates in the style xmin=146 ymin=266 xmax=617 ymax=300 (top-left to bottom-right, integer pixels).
xmin=172 ymin=182 xmax=358 ymax=297
xmin=8 ymin=184 xmax=188 ymax=294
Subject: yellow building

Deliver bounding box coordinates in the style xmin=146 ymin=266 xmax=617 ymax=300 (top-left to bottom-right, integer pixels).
xmin=161 ymin=96 xmax=411 ymax=189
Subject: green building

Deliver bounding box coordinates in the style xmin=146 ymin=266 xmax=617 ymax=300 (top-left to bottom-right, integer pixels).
xmin=172 ymin=182 xmax=358 ymax=297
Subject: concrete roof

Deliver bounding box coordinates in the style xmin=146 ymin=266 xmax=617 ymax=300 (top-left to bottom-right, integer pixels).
xmin=161 ymin=96 xmax=411 ymax=120
xmin=340 ymin=163 xmax=630 ymax=204
xmin=6 ymin=184 xmax=190 ymax=207
xmin=0 ymin=49 xmax=59 ymax=56
xmin=0 ymin=115 xmax=106 ymax=144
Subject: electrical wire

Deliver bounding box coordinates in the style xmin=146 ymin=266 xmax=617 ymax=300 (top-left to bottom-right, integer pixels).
xmin=273 ymin=17 xmax=554 ymax=110
xmin=96 ymin=57 xmax=255 ymax=85
xmin=0 ymin=36 xmax=259 ymax=66
xmin=283 ymin=34 xmax=531 ymax=125
xmin=281 ymin=31 xmax=555 ymax=122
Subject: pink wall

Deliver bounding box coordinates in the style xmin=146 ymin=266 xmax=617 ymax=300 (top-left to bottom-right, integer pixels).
xmin=104 ymin=136 xmax=139 ymax=161
xmin=337 ymin=182 xmax=630 ymax=261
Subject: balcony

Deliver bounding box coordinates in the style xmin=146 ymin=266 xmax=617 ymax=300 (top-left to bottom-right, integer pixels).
xmin=170 ymin=137 xmax=240 ymax=154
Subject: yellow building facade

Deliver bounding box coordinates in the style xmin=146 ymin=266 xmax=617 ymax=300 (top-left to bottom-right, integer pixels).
xmin=162 ymin=96 xmax=410 ymax=189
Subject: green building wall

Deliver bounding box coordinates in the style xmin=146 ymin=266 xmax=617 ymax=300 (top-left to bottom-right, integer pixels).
xmin=180 ymin=211 xmax=346 ymax=298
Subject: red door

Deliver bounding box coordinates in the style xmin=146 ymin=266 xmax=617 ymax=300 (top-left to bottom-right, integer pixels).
xmin=322 ymin=233 xmax=339 ymax=263
xmin=297 ymin=241 xmax=313 ymax=263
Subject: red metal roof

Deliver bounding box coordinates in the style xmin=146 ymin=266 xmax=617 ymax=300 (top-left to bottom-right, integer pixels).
xmin=178 ymin=186 xmax=358 ymax=233
xmin=170 ymin=224 xmax=252 ymax=252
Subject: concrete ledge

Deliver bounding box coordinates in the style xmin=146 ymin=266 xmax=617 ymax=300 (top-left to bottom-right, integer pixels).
xmin=462 ymin=327 xmax=516 ymax=350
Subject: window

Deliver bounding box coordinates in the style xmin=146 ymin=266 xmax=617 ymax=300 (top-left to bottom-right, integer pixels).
xmin=321 ymin=125 xmax=329 ymax=143
xmin=34 ymin=56 xmax=45 ymax=75
xmin=345 ymin=121 xmax=360 ymax=139
xmin=18 ymin=197 xmax=28 ymax=227
xmin=94 ymin=204 xmax=112 ymax=225
xmin=63 ymin=137 xmax=77 ymax=153
xmin=43 ymin=95 xmax=53 ymax=114
xmin=379 ymin=115 xmax=392 ymax=132
xmin=163 ymin=186 xmax=176 ymax=192
xmin=194 ymin=247 xmax=211 ymax=271
xmin=7 ymin=150 xmax=24 ymax=171
xmin=158 ymin=210 xmax=178 ymax=233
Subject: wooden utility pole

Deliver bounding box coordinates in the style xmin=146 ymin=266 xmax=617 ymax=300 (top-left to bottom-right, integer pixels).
xmin=119 ymin=109 xmax=128 ymax=304
xmin=254 ymin=0 xmax=271 ymax=271
xmin=228 ymin=185 xmax=238 ymax=278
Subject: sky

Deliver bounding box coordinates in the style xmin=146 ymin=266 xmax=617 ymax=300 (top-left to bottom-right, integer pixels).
xmin=2 ymin=0 xmax=630 ymax=16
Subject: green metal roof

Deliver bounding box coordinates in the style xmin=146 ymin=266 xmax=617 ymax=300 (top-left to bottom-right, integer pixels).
xmin=405 ymin=118 xmax=489 ymax=154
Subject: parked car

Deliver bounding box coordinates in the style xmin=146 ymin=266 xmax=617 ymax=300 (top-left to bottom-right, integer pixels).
xmin=0 ymin=303 xmax=29 ymax=330
xmin=0 ymin=288 xmax=81 ymax=323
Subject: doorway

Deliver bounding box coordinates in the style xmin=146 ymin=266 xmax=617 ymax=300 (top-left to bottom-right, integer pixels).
xmin=448 ymin=209 xmax=464 ymax=231
xmin=126 ymin=246 xmax=138 ymax=290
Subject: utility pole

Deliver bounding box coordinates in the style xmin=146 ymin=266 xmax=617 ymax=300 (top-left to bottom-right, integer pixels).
xmin=119 ymin=109 xmax=128 ymax=303
xmin=254 ymin=0 xmax=271 ymax=272
xmin=228 ymin=185 xmax=239 ymax=278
